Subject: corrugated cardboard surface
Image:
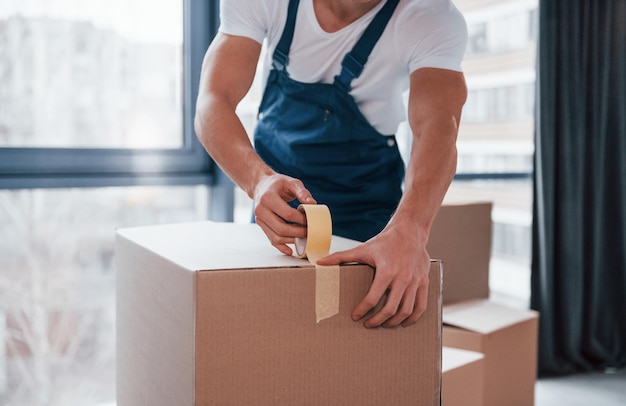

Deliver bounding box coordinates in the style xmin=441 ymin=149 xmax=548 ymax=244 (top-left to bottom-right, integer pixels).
xmin=116 ymin=221 xmax=443 ymax=406
xmin=443 ymin=299 xmax=539 ymax=406
xmin=442 ymin=347 xmax=485 ymax=406
xmin=195 ymin=262 xmax=442 ymax=406
xmin=427 ymin=202 xmax=492 ymax=304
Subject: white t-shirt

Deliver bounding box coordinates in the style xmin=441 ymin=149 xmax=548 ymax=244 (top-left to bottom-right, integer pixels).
xmin=219 ymin=0 xmax=467 ymax=135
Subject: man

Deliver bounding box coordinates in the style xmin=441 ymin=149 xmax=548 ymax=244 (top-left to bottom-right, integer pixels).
xmin=194 ymin=0 xmax=467 ymax=329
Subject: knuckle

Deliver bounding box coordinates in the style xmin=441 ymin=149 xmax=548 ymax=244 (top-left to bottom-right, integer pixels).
xmin=253 ymin=205 xmax=265 ymax=218
xmin=398 ymin=307 xmax=412 ymax=319
xmin=374 ymin=271 xmax=393 ymax=285
xmin=268 ymin=233 xmax=287 ymax=246
xmin=281 ymin=209 xmax=301 ymax=224
xmin=272 ymin=221 xmax=290 ymax=236
xmin=288 ymin=177 xmax=304 ymax=188
xmin=362 ymin=297 xmax=379 ymax=309
xmin=415 ymin=302 xmax=427 ymax=316
xmin=275 ymin=222 xmax=304 ymax=239
xmin=417 ymin=272 xmax=430 ymax=286
xmin=398 ymin=272 xmax=414 ymax=285
xmin=380 ymin=305 xmax=397 ymax=319
xmin=406 ymin=310 xmax=422 ymax=324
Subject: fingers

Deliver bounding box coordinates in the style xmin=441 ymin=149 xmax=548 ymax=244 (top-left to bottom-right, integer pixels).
xmin=352 ymin=277 xmax=391 ymax=326
xmin=253 ymin=174 xmax=317 ymax=255
xmin=293 ymin=185 xmax=316 ymax=206
xmin=319 ymin=242 xmax=430 ymax=328
xmin=401 ymin=281 xmax=429 ymax=327
xmin=353 ymin=268 xmax=429 ymax=329
xmin=272 ymin=176 xmax=316 ymax=210
xmin=316 ymin=249 xmax=359 ymax=266
xmin=255 ymin=217 xmax=298 ymax=256
xmin=254 ymin=204 xmax=307 ymax=255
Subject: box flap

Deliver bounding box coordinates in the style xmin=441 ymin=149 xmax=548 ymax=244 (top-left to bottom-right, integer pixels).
xmin=116 ymin=221 xmax=361 ymax=272
xmin=442 ymin=347 xmax=484 ymax=372
xmin=443 ymin=299 xmax=538 ymax=334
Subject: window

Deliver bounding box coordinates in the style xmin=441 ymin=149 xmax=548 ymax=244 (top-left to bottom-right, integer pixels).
xmin=464 ymin=1 xmax=538 ymax=55
xmin=450 ymin=0 xmax=538 ymax=306
xmin=467 ymin=22 xmax=488 ymax=54
xmin=0 ymin=0 xmax=217 ymax=190
xmin=0 ymin=186 xmax=209 ymax=406
xmin=0 ymin=1 xmax=220 ymax=404
xmin=0 ymin=3 xmax=183 ymax=149
xmin=464 ymin=83 xmax=535 ymax=123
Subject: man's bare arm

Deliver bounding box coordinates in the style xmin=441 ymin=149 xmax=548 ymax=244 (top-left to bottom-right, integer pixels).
xmin=318 ymin=68 xmax=467 ymax=328
xmin=194 ymin=33 xmax=314 ymax=254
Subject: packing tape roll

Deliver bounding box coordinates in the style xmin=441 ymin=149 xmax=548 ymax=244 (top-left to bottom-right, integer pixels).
xmin=295 ymin=204 xmax=340 ymax=323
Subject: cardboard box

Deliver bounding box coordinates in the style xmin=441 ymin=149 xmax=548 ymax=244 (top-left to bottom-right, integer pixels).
xmin=427 ymin=202 xmax=493 ymax=304
xmin=116 ymin=221 xmax=443 ymax=406
xmin=442 ymin=299 xmax=539 ymax=406
xmin=442 ymin=347 xmax=485 ymax=406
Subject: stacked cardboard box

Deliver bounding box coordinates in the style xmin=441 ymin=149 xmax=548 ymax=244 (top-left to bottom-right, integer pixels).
xmin=428 ymin=201 xmax=539 ymax=406
xmin=427 ymin=202 xmax=493 ymax=305
xmin=115 ymin=201 xmax=538 ymax=405
xmin=116 ymin=221 xmax=443 ymax=406
xmin=443 ymin=299 xmax=538 ymax=406
xmin=442 ymin=347 xmax=485 ymax=406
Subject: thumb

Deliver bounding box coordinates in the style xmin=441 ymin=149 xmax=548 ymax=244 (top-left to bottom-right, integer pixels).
xmin=276 ymin=175 xmax=316 ymax=205
xmin=297 ymin=190 xmax=316 ymax=205
xmin=288 ymin=180 xmax=316 ymax=205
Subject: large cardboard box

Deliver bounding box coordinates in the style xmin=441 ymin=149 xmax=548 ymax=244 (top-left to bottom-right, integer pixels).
xmin=442 ymin=347 xmax=485 ymax=406
xmin=442 ymin=299 xmax=539 ymax=406
xmin=427 ymin=202 xmax=493 ymax=305
xmin=116 ymin=221 xmax=443 ymax=406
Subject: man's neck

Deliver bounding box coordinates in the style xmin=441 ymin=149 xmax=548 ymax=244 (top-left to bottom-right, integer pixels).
xmin=313 ymin=0 xmax=383 ymax=33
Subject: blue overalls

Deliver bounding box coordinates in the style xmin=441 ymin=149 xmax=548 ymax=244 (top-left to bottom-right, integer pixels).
xmin=254 ymin=0 xmax=404 ymax=242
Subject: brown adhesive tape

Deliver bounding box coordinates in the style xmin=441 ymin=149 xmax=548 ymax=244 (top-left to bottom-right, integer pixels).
xmin=295 ymin=204 xmax=340 ymax=323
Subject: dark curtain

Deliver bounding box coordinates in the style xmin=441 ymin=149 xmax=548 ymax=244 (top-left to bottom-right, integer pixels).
xmin=531 ymin=0 xmax=626 ymax=375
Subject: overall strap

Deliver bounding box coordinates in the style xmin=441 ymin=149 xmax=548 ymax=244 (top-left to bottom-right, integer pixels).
xmin=272 ymin=0 xmax=300 ymax=71
xmin=334 ymin=0 xmax=401 ymax=92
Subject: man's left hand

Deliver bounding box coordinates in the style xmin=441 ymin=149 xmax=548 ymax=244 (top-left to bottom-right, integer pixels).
xmin=316 ymin=225 xmax=430 ymax=328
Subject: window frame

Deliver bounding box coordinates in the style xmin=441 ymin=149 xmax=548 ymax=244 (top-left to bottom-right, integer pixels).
xmin=0 ymin=0 xmax=219 ymax=190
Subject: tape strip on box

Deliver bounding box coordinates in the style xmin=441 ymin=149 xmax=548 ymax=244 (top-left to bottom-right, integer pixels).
xmin=295 ymin=204 xmax=340 ymax=322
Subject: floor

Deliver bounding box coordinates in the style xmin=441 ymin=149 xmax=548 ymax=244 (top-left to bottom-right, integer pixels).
xmin=488 ymin=286 xmax=626 ymax=406
xmin=535 ymin=368 xmax=626 ymax=406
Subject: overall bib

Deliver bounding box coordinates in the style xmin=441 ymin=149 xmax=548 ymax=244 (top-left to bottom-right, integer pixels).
xmin=254 ymin=0 xmax=404 ymax=242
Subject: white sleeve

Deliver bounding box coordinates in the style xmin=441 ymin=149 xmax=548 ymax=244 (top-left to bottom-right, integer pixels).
xmin=219 ymin=0 xmax=275 ymax=44
xmin=406 ymin=4 xmax=468 ymax=73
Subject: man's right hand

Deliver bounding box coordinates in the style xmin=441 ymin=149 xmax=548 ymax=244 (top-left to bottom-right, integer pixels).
xmin=253 ymin=173 xmax=316 ymax=256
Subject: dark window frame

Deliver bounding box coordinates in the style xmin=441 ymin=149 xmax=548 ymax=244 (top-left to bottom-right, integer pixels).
xmin=0 ymin=0 xmax=219 ymax=191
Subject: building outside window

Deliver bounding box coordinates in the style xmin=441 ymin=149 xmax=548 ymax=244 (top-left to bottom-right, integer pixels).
xmin=447 ymin=0 xmax=538 ymax=304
